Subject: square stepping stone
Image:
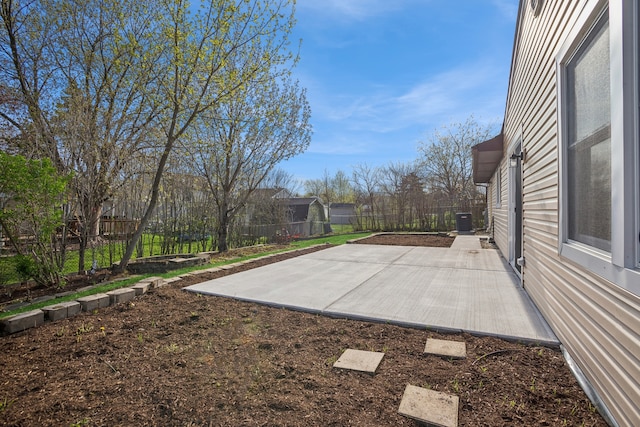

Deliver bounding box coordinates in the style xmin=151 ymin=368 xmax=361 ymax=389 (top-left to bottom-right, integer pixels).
xmin=398 ymin=384 xmax=459 ymax=427
xmin=333 ymin=349 xmax=384 ymax=374
xmin=424 ymin=338 xmax=467 ymax=359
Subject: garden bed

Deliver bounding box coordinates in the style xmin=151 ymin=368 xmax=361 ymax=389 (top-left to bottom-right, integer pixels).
xmin=0 ymin=236 xmax=606 ymax=426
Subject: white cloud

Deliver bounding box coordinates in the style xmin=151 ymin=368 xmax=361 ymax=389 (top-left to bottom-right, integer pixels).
xmin=391 ymin=63 xmax=505 ymax=125
xmin=321 ymin=61 xmax=505 ymax=131
xmin=305 ymin=60 xmax=507 ymax=156
xmin=296 ymin=0 xmax=404 ymax=22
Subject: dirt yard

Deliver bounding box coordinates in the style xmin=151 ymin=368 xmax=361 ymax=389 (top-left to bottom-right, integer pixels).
xmin=0 ymin=235 xmax=606 ymax=426
xmin=352 ymin=233 xmax=454 ymax=247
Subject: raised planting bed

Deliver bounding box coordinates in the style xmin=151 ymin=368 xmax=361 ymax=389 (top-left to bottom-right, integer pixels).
xmin=117 ymin=253 xmax=211 ymax=274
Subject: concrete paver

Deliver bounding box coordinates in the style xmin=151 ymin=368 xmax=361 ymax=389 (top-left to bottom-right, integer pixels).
xmin=185 ymin=235 xmax=558 ymax=345
xmin=424 ymin=339 xmax=467 ymax=359
xmin=398 ymin=384 xmax=459 ymax=427
xmin=333 ymin=349 xmax=385 ymax=374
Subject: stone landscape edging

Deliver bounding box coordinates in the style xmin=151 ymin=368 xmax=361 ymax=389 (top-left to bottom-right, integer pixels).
xmin=0 ymin=245 xmax=325 ymax=336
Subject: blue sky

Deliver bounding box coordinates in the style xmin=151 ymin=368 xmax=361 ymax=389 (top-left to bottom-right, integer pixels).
xmin=283 ymin=0 xmax=519 ymax=183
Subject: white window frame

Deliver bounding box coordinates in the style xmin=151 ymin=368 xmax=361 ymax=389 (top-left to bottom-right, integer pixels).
xmin=557 ymin=0 xmax=640 ymax=296
xmin=495 ymin=166 xmax=502 ymax=207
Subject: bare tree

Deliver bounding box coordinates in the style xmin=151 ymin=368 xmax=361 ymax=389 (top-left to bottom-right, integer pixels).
xmin=352 ymin=163 xmax=381 ymax=231
xmin=303 ymin=169 xmax=354 ymax=205
xmin=190 ymin=69 xmax=311 ymax=252
xmin=262 ymin=169 xmax=299 ymax=196
xmin=2 ymin=0 xmax=162 ymax=271
xmin=331 ymin=170 xmax=354 ymax=203
xmin=417 ymin=116 xmax=495 ymax=209
xmin=117 ymin=0 xmax=302 ymax=268
xmin=303 ymin=177 xmax=324 ymax=198
xmin=0 ymin=0 xmax=61 ymax=167
xmin=242 ymin=168 xmax=297 ymax=240
xmin=378 ymin=162 xmax=423 ymax=230
xmin=2 ymin=0 xmax=303 ymax=271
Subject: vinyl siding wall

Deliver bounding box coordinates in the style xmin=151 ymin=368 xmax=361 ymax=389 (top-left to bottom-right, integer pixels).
xmin=490 ymin=1 xmax=640 ymax=425
xmin=491 ymin=162 xmax=508 ymax=252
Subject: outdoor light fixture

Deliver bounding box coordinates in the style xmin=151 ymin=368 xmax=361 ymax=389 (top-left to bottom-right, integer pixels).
xmin=509 ymin=151 xmax=525 ymax=168
xmin=530 ymin=0 xmax=543 ymax=17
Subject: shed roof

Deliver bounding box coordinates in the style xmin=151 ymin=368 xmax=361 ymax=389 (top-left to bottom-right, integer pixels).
xmin=472 ymin=134 xmax=503 ymax=184
xmin=284 ymin=197 xmax=321 ymax=206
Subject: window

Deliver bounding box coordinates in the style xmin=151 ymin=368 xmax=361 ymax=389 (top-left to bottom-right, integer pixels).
xmin=557 ymin=0 xmax=639 ymax=295
xmin=495 ymin=167 xmax=501 ymax=207
xmin=566 ymin=11 xmax=611 ymax=252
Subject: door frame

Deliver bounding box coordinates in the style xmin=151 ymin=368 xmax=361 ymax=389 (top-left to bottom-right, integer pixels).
xmin=508 ymin=140 xmax=524 ymax=280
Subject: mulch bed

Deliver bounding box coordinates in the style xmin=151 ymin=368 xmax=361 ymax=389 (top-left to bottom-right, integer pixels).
xmin=0 ymin=236 xmax=606 ymax=426
xmin=352 ymin=233 xmax=454 ymax=247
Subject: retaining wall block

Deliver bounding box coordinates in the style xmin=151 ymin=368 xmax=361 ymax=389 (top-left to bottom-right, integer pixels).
xmin=138 ymin=276 xmax=164 ymax=288
xmin=42 ymin=301 xmax=82 ymax=321
xmin=107 ymin=288 xmax=135 ymax=305
xmin=131 ymin=282 xmax=150 ymax=296
xmin=77 ymin=293 xmax=111 ymax=312
xmin=1 ymin=309 xmax=45 ymax=335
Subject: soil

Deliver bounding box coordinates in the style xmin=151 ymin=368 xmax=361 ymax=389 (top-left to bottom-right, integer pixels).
xmin=352 ymin=233 xmax=454 ymax=248
xmin=0 ymin=235 xmax=606 ymax=426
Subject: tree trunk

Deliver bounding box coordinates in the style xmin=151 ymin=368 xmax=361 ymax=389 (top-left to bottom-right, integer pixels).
xmin=217 ymin=202 xmax=230 ymax=252
xmin=114 ymin=137 xmax=175 ymax=273
xmin=217 ymin=221 xmax=229 ymax=252
xmin=77 ymin=201 xmax=102 ymax=272
xmin=78 ymin=236 xmax=86 ymax=273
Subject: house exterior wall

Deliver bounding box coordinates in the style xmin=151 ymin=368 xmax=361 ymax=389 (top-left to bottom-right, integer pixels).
xmin=490 ymin=161 xmax=509 ymax=252
xmin=488 ymin=1 xmax=640 ymax=425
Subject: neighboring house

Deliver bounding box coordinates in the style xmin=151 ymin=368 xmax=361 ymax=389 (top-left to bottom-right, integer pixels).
xmin=241 ymin=188 xmax=294 ymax=226
xmin=329 ymin=203 xmax=356 ymax=225
xmin=473 ymin=1 xmax=639 ymax=426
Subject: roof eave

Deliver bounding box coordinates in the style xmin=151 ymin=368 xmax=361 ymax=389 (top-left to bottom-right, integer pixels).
xmin=472 ymin=133 xmax=504 ymax=184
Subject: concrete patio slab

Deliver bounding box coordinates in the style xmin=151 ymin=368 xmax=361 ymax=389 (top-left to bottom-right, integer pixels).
xmin=302 ymin=243 xmax=414 ymax=264
xmin=186 ymin=257 xmax=388 ymax=312
xmin=398 ymin=384 xmax=459 ymax=427
xmin=185 ymin=235 xmax=558 ymax=345
xmin=333 ymin=349 xmax=385 ymax=374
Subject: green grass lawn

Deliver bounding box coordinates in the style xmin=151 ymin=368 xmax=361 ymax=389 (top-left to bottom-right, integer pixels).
xmin=0 ymin=232 xmax=371 ymax=318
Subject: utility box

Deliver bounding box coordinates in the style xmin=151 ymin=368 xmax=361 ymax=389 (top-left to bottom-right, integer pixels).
xmin=455 ymin=212 xmax=473 ymax=232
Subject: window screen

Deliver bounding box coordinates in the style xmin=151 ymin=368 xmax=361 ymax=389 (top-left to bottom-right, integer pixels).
xmin=566 ymin=10 xmax=611 ymax=252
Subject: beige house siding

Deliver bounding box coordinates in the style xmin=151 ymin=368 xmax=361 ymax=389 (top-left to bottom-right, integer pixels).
xmin=488 ymin=1 xmax=640 ymax=426
xmin=491 ymin=162 xmax=508 ymax=252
